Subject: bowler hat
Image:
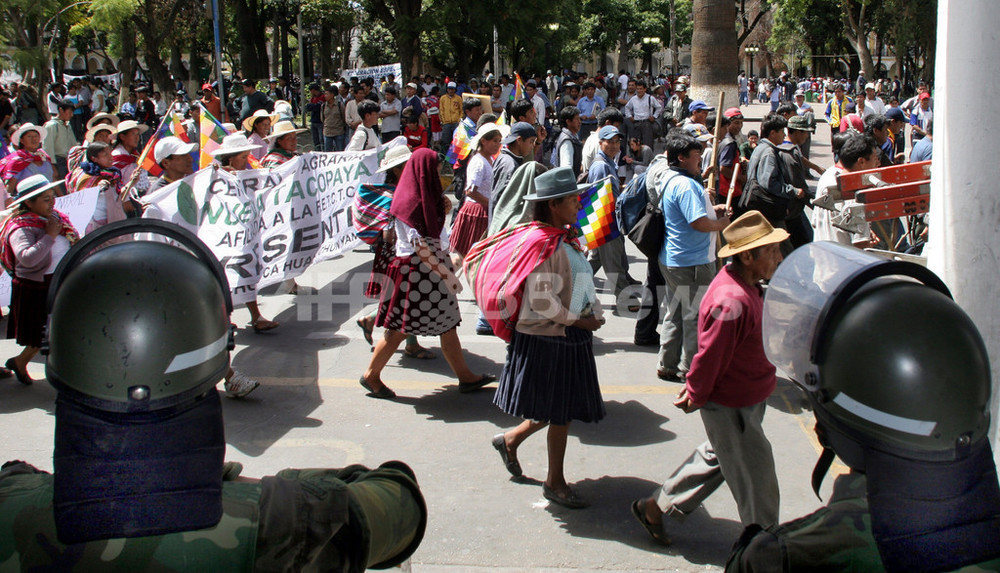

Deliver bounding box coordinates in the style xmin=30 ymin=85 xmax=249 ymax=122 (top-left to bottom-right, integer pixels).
xmin=523 ymin=167 xmax=590 ymax=202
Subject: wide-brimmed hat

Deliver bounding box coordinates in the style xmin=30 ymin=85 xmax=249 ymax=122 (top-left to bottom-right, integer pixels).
xmin=85 ymin=124 xmax=116 ymax=143
xmin=9 ymin=174 xmax=64 ymax=207
xmin=241 ymin=109 xmax=277 ymax=133
xmin=264 ymin=120 xmax=307 ymax=141
xmin=718 ymin=210 xmax=790 ymax=257
xmin=87 ymin=112 xmax=121 ymax=130
xmin=116 ymin=120 xmax=150 ymax=135
xmin=209 ymin=133 xmax=259 ymax=157
xmin=469 ymin=123 xmax=510 ymax=150
xmin=11 ymin=123 xmax=46 ymax=147
xmin=523 ymin=166 xmax=590 ymax=202
xmin=376 ymin=145 xmax=412 ymax=173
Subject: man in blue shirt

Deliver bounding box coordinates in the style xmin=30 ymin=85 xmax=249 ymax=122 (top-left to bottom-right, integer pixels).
xmin=576 ymin=81 xmax=605 ymax=141
xmin=656 ymin=131 xmax=730 ymax=380
xmin=588 ymin=126 xmax=639 ymax=311
xmin=909 ymin=119 xmax=932 ymax=162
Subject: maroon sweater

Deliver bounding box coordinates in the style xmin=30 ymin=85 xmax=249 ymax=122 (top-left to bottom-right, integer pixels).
xmin=685 ymin=264 xmax=776 ymax=408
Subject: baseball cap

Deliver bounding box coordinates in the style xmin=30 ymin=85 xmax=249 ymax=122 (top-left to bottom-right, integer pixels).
xmin=447 ymin=81 xmax=457 ymax=88
xmin=674 ymin=84 xmax=687 ymax=92
xmin=406 ymin=82 xmax=418 ymax=89
xmin=683 ymin=123 xmax=714 ymax=142
xmin=794 ymin=89 xmax=805 ymax=96
xmin=723 ymin=107 xmax=744 ymax=119
xmin=503 ymin=122 xmax=536 ymax=144
xmin=154 ymin=136 xmax=198 ymax=163
xmin=689 ymin=100 xmax=714 ymax=113
xmin=885 ymin=107 xmax=906 ymax=122
xmin=918 ymin=92 xmax=931 ymax=100
xmin=241 ymin=78 xmax=255 ymax=87
xmin=598 ymin=125 xmax=622 ymax=140
xmin=865 ymin=83 xmax=876 ymax=90
xmin=787 ymin=115 xmax=815 ymax=133
xmin=201 ymin=83 xmax=213 ymax=91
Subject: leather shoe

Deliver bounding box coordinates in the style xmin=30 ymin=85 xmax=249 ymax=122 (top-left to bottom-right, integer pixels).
xmin=491 ymin=433 xmax=522 ymax=477
xmin=543 ymin=484 xmax=589 ymax=509
xmin=458 ymin=374 xmax=496 ymax=393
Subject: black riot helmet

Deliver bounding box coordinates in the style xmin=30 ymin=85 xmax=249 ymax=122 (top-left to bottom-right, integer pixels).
xmin=44 ymin=219 xmax=235 ymax=543
xmin=763 ymin=242 xmax=1000 ymax=573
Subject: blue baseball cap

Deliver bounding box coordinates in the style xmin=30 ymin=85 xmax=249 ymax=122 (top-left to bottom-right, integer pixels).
xmin=598 ymin=125 xmax=622 ymax=140
xmin=885 ymin=107 xmax=906 ymax=122
xmin=688 ymin=100 xmax=715 ymax=113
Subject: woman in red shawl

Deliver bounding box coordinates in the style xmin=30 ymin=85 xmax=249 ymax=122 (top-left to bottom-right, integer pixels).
xmin=359 ymin=148 xmax=495 ymax=399
xmin=465 ymin=167 xmax=606 ymax=509
xmin=0 ymin=174 xmax=79 ymax=383
xmin=0 ymin=124 xmax=55 ymax=204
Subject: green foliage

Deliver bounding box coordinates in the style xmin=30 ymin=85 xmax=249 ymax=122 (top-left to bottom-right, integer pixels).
xmin=357 ymin=21 xmax=397 ymax=66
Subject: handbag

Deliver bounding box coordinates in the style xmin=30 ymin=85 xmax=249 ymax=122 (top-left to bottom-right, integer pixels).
xmin=627 ymin=203 xmax=665 ymax=260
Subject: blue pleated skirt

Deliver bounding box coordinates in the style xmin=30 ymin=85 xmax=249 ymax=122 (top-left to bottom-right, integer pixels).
xmin=493 ymin=326 xmax=606 ymax=426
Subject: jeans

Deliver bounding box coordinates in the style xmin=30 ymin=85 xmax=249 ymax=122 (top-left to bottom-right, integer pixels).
xmin=657 ymin=262 xmax=715 ymax=374
xmin=324 ymin=134 xmax=346 ymax=152
xmin=310 ymin=123 xmax=323 ymax=149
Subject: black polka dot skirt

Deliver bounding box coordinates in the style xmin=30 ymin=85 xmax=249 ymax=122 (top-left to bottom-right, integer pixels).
xmin=375 ymin=248 xmax=462 ymax=336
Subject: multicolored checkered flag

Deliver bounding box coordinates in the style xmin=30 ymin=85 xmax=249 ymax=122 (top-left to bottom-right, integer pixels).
xmin=576 ymin=177 xmax=620 ymax=249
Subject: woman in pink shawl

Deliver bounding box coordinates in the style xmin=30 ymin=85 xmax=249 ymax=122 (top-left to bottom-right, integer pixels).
xmin=359 ymin=148 xmax=495 ymax=399
xmin=0 ymin=124 xmax=55 ymax=204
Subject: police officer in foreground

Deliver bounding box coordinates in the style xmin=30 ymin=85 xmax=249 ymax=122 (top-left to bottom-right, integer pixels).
xmin=0 ymin=220 xmax=426 ymax=572
xmin=726 ymin=242 xmax=1000 ymax=572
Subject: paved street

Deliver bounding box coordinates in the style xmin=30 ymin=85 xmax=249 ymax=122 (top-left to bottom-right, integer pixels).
xmin=0 ymin=103 xmax=850 ymax=572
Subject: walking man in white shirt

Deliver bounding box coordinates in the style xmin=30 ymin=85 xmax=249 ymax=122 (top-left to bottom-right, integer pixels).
xmin=623 ymin=80 xmax=662 ymax=150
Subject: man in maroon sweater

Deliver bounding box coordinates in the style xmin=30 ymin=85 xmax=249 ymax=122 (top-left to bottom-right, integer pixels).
xmin=631 ymin=210 xmax=787 ymax=545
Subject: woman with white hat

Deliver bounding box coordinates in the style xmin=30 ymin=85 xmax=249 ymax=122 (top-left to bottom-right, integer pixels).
xmin=0 ymin=124 xmax=54 ymax=203
xmin=449 ymin=122 xmax=508 ymax=266
xmin=209 ymin=132 xmax=279 ymax=333
xmin=0 ymin=174 xmax=80 ymax=383
xmin=261 ymin=120 xmax=306 ymax=168
xmin=111 ymin=119 xmax=150 ymax=214
xmin=354 ymin=144 xmax=435 ymax=360
xmin=243 ymin=109 xmax=276 ymax=161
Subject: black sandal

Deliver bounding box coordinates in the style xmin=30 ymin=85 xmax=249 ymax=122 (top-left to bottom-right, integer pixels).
xmin=5 ymin=358 xmax=31 ymax=385
xmin=631 ymin=499 xmax=670 ymax=545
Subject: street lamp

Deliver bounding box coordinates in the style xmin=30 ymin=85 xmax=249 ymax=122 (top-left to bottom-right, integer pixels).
xmin=642 ymin=36 xmax=660 ymax=78
xmin=795 ymin=48 xmax=806 ymax=77
xmin=745 ymin=44 xmax=759 ymax=78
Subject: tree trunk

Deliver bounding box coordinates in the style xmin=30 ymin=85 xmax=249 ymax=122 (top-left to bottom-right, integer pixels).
xmin=690 ymin=0 xmax=738 ymax=104
xmin=670 ymin=0 xmax=679 ymax=75
xmin=271 ymin=12 xmax=280 ymax=78
xmin=841 ymin=0 xmax=875 ymax=80
xmin=118 ymin=25 xmax=138 ymax=108
xmin=616 ymin=30 xmax=630 ymax=75
xmin=319 ymin=26 xmax=333 ymax=79
xmin=233 ymin=0 xmax=270 ymax=79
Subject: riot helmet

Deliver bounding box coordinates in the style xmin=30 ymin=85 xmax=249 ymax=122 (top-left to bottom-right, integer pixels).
xmin=44 ymin=219 xmax=235 ymax=543
xmin=763 ymin=242 xmax=1000 ymax=572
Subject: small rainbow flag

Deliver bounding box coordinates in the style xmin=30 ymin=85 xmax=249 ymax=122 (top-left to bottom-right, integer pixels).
xmin=140 ymin=111 xmax=193 ymax=176
xmin=198 ymin=104 xmax=231 ymax=169
xmin=509 ymin=73 xmax=525 ymax=102
xmin=444 ymin=121 xmax=473 ymax=168
xmin=576 ymin=177 xmax=620 ymax=250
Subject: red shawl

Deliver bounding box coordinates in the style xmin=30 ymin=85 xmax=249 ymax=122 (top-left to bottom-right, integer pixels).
xmin=0 ymin=149 xmax=53 ymax=182
xmin=389 ymin=148 xmax=444 ymax=238
xmin=0 ymin=210 xmax=80 ymax=276
xmin=463 ymin=221 xmax=580 ymax=342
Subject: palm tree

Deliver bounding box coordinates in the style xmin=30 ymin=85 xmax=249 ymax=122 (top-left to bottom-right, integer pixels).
xmin=690 ymin=0 xmax=738 ymax=110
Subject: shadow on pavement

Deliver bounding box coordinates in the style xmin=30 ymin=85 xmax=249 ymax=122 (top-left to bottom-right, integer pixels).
xmin=767 ymin=377 xmax=810 ymax=415
xmin=544 ymin=474 xmax=742 ymax=567
xmin=223 ymin=260 xmax=369 ymax=457
xmin=572 ymin=399 xmax=677 ymax=447
xmin=0 ymin=376 xmax=55 ymax=415
xmin=403 ymin=385 xmax=515 ymax=427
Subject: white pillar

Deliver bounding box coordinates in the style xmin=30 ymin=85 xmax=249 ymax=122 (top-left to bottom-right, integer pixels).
xmin=926 ymin=0 xmax=1000 ymax=465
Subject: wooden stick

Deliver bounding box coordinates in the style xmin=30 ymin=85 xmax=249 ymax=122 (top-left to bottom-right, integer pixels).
xmin=706 ymin=90 xmax=726 ymax=197
xmin=725 ymin=160 xmax=741 ymax=213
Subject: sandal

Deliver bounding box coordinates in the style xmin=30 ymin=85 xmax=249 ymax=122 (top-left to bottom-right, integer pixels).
xmin=359 ymin=376 xmax=396 ymax=399
xmin=356 ymin=317 xmax=374 ymax=346
xmin=631 ymin=499 xmax=670 ymax=545
xmin=458 ymin=374 xmax=497 ymax=394
xmin=403 ymin=346 xmax=436 ymax=360
xmin=543 ymin=484 xmax=589 ymax=509
xmin=5 ymin=358 xmax=31 ymax=385
xmin=251 ymin=317 xmax=279 ymax=333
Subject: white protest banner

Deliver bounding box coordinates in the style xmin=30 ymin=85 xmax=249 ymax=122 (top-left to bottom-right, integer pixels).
xmin=142 ymin=141 xmax=398 ymax=304
xmin=0 ymin=187 xmax=101 ymax=307
xmin=340 ymin=63 xmax=402 ymax=83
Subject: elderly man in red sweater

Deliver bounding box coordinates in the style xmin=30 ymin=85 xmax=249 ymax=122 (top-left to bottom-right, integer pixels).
xmin=631 ymin=210 xmax=787 ymax=545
